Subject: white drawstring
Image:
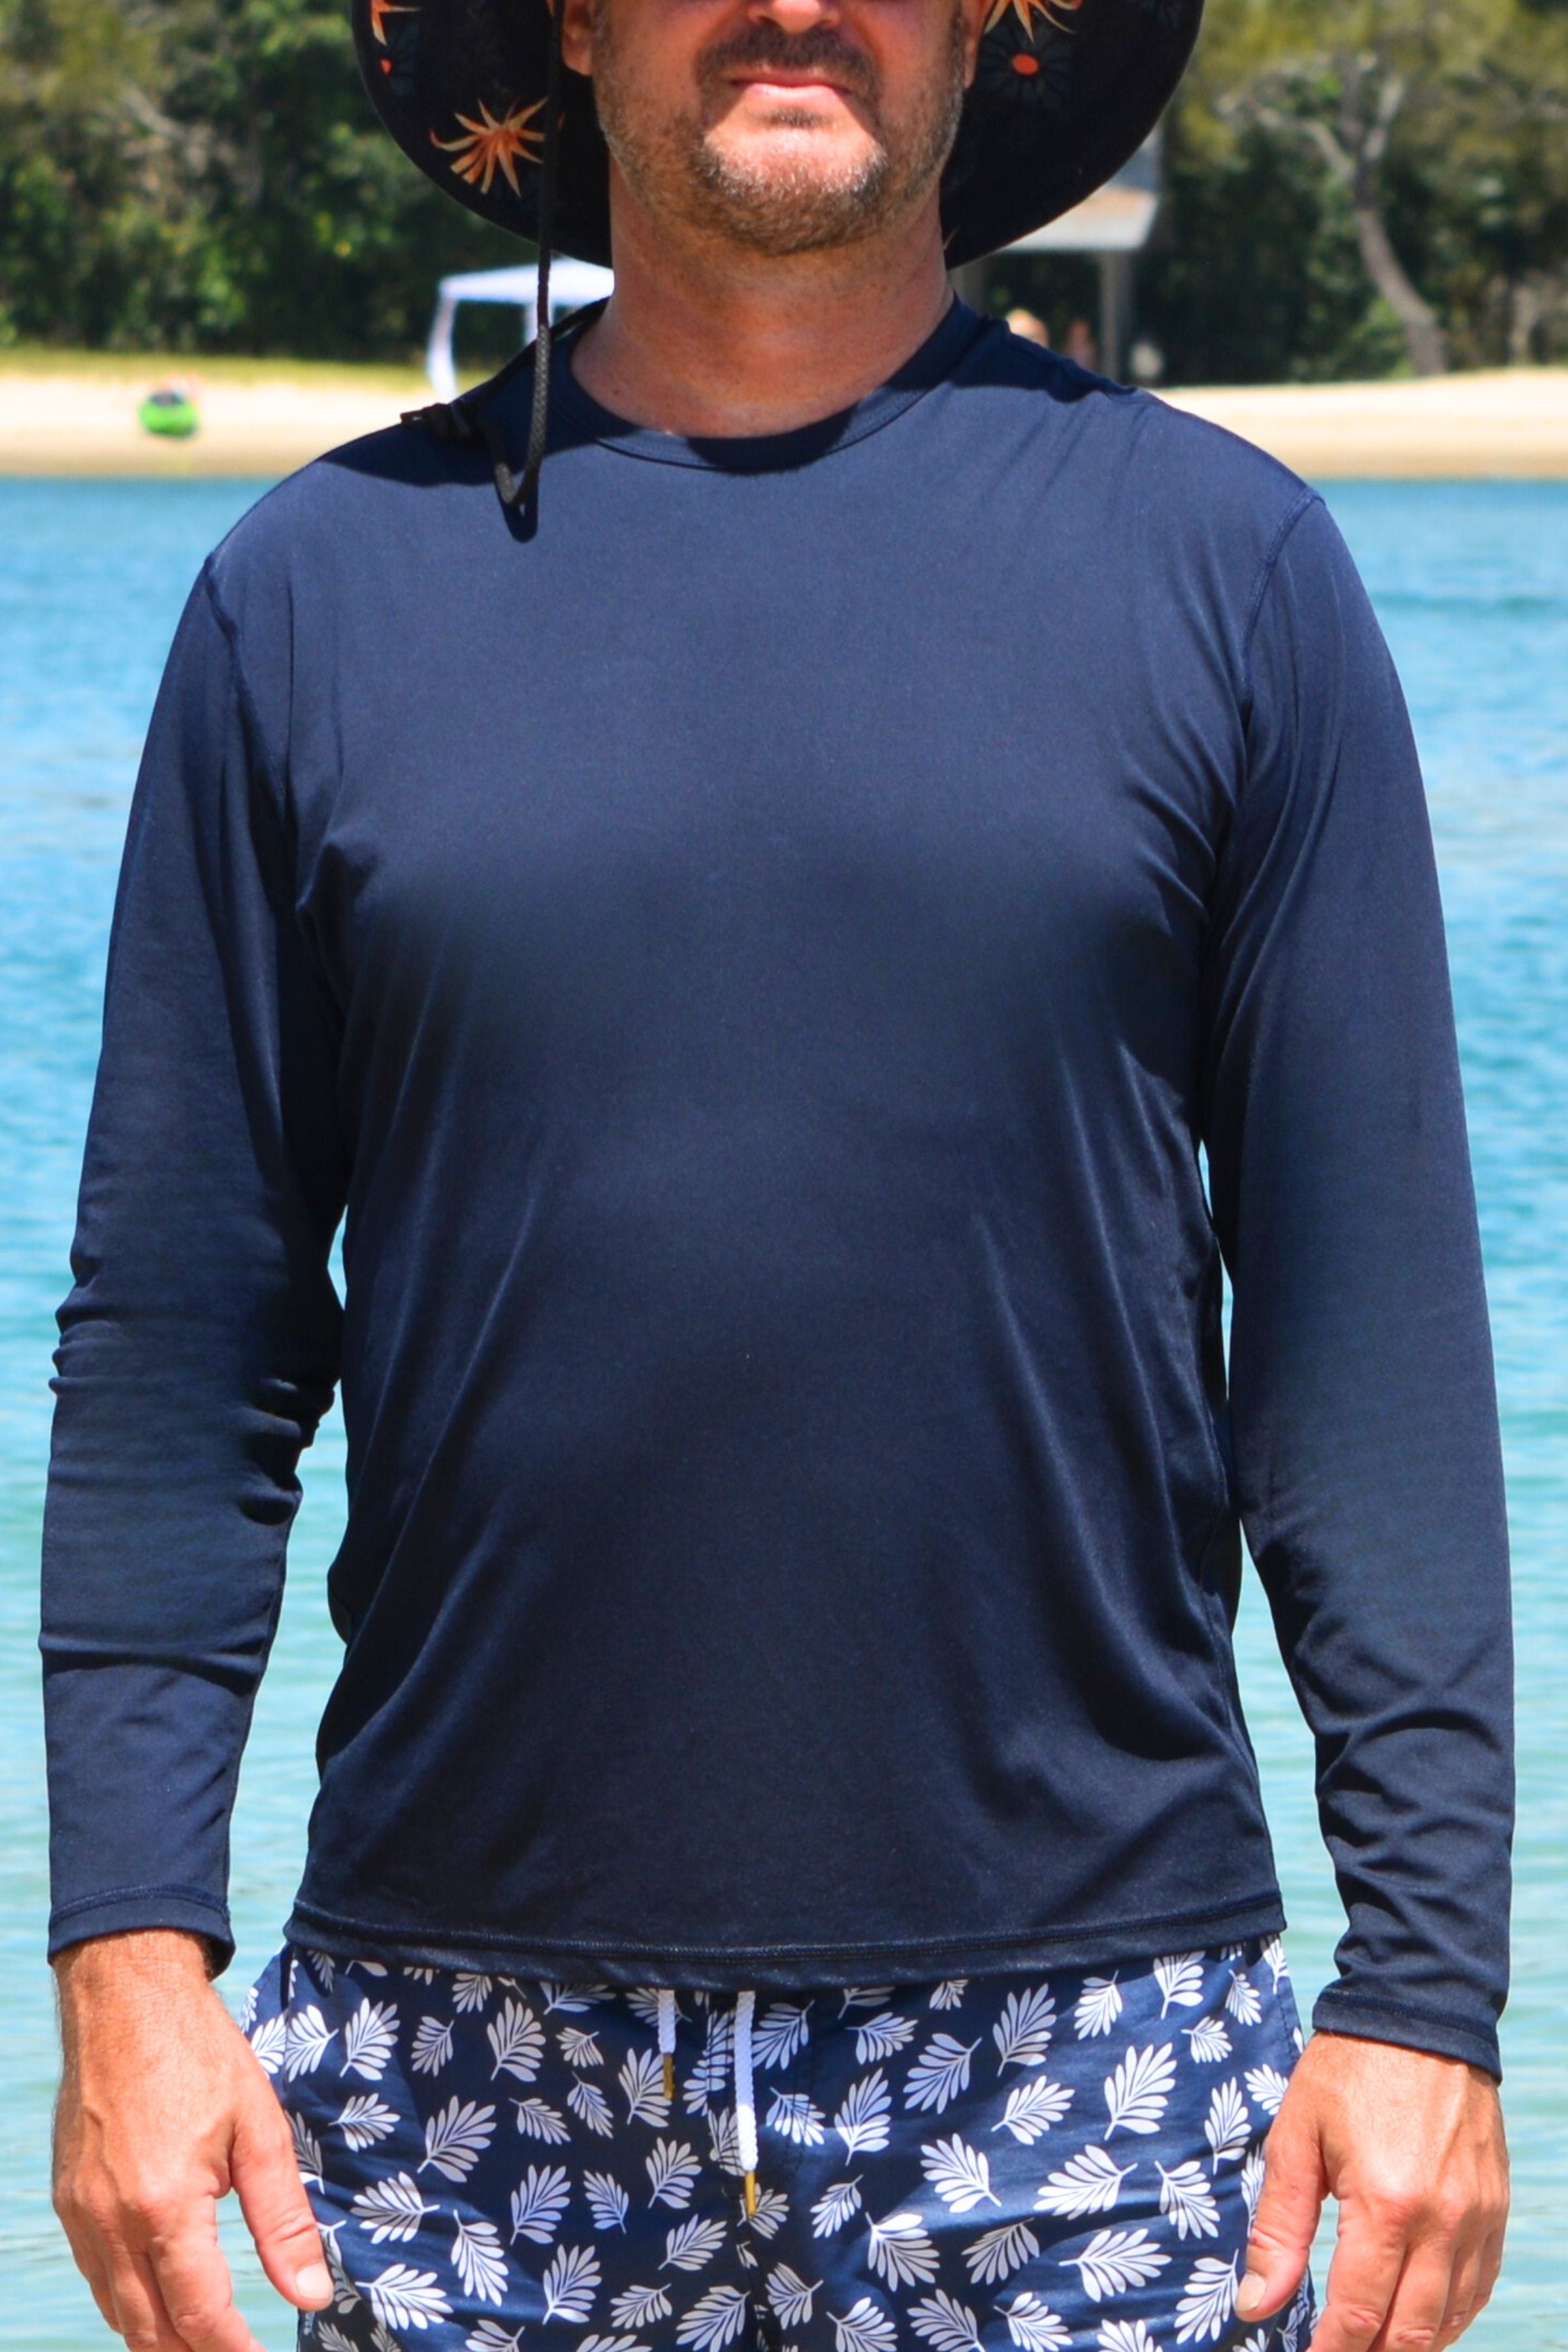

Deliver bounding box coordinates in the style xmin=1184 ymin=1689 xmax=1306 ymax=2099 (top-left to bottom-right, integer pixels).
xmin=657 ymin=1987 xmax=678 ymax=2100
xmin=734 ymin=1987 xmax=759 ymax=2215
xmin=654 ymin=1984 xmax=759 ymax=2216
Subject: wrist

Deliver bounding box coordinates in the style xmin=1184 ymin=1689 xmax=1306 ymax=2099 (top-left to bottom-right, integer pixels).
xmin=54 ymin=1927 xmax=220 ymax=2017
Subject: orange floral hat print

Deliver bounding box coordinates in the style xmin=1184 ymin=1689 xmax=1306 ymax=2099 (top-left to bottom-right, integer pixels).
xmin=352 ymin=0 xmax=1201 ymax=269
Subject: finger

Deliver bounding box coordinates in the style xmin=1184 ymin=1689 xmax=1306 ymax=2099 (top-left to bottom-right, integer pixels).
xmin=145 ymin=2208 xmax=267 ymax=2352
xmin=1435 ymin=2228 xmax=1495 ymax=2348
xmin=229 ymin=2091 xmax=332 ymax=2311
xmin=1366 ymin=2244 xmax=1453 ymax=2352
xmin=1238 ymin=2109 xmax=1326 ymax=2323
xmin=105 ymin=2241 xmax=188 ymax=2352
xmin=1307 ymin=2202 xmax=1407 ymax=2352
xmin=57 ymin=2215 xmax=120 ymax=2336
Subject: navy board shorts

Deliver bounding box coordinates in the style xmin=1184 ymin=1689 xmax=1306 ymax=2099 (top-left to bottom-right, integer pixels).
xmin=245 ymin=1937 xmax=1317 ymax=2352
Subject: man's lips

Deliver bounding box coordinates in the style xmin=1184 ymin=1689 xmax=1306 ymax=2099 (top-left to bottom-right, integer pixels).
xmin=727 ymin=69 xmax=862 ymax=99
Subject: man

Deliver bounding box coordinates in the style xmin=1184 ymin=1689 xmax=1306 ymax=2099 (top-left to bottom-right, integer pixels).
xmin=42 ymin=0 xmax=1513 ymax=2342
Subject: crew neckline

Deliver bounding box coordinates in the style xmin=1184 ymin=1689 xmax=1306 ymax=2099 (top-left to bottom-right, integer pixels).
xmin=545 ymin=295 xmax=990 ymax=473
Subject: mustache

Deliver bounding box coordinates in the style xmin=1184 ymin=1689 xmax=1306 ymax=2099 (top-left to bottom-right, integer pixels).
xmin=696 ymin=21 xmax=878 ymax=99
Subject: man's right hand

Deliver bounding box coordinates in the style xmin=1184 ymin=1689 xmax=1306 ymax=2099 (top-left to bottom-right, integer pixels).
xmin=52 ymin=1930 xmax=334 ymax=2352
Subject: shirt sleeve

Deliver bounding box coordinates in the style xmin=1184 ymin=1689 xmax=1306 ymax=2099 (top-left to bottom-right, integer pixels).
xmin=41 ymin=562 xmax=346 ymax=1970
xmin=1201 ymin=491 xmax=1514 ymax=2080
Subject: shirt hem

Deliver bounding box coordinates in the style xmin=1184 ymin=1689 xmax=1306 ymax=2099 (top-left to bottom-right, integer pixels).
xmin=282 ymin=1887 xmax=1288 ymax=1991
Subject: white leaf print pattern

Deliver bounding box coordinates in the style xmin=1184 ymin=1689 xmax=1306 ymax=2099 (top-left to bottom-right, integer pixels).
xmin=512 ymin=2095 xmax=570 ymax=2142
xmin=866 ymin=2212 xmax=940 ymax=2289
xmin=928 ymin=1981 xmax=967 ymax=2009
xmin=1034 ymin=2146 xmax=1132 ymax=2218
xmin=315 ymin=2325 xmax=362 ymax=2352
xmin=646 ymin=2138 xmax=701 ymax=2209
xmin=1158 ymin=2159 xmax=1220 ymax=2240
xmin=335 ymin=2095 xmax=399 ymax=2149
xmin=962 ymin=2219 xmax=1038 ymax=2285
xmin=570 ymin=2075 xmax=616 ymax=2136
xmin=1203 ymin=2080 xmax=1249 ymax=2170
xmin=1261 ymin=1936 xmax=1290 ymax=1989
xmin=583 ymin=2170 xmax=630 ymax=2230
xmin=291 ymin=2112 xmax=323 ymax=2185
xmin=662 ymin=2216 xmax=728 ymax=2272
xmin=420 ymin=2097 xmax=497 ymax=2181
xmin=755 ymin=2002 xmax=811 ymax=2068
xmin=464 ymin=2326 xmax=524 ymax=2352
xmin=1062 ymin=2227 xmax=1171 ymax=2301
xmin=750 ymin=2185 xmax=787 ymax=2241
xmin=488 ymin=1998 xmax=547 ymax=2083
xmin=611 ymin=2285 xmax=672 ymax=2327
xmin=855 ymin=2012 xmax=917 ymax=2064
xmin=1175 ymin=2254 xmax=1239 ymax=2344
xmin=834 ymin=2071 xmax=892 ymax=2155
xmin=904 ymin=2036 xmax=981 ymax=2115
xmin=365 ymin=2264 xmax=452 ymax=2332
xmin=675 ymin=2283 xmax=749 ymax=2350
xmin=510 ymin=2163 xmax=572 ymax=2242
xmin=829 ymin=2296 xmax=898 ymax=2352
xmin=908 ymin=2289 xmax=983 ymax=2352
xmin=1098 ymin=2323 xmax=1162 ymax=2352
xmin=351 ymin=2172 xmax=434 ymax=2245
xmin=1241 ymin=2145 xmax=1267 ymax=2223
xmin=561 ymin=2027 xmax=604 ymax=2068
xmin=540 ymin=1981 xmax=610 ymax=2014
xmin=919 ymin=2135 xmax=999 ymax=2213
xmin=767 ymin=2089 xmax=828 ymax=2146
xmin=453 ymin=2215 xmax=508 ymax=2306
xmin=811 ymin=2180 xmax=864 ymax=2236
xmin=838 ymin=1987 xmax=896 ymax=2014
xmin=542 ymin=2244 xmax=601 ymax=2323
xmin=1224 ymin=1973 xmax=1262 ymax=2027
xmin=452 ymin=1973 xmax=494 ymax=2014
xmin=342 ymin=2000 xmax=399 ymax=2081
xmin=992 ymin=1987 xmax=1056 ymax=2072
xmin=248 ymin=2013 xmax=287 ymax=2076
xmin=1074 ymin=1978 xmax=1123 ymax=2039
xmin=766 ymin=2264 xmax=821 ymax=2328
xmin=1102 ymin=2042 xmax=1177 ymax=2138
xmin=994 ymin=2076 xmax=1074 ymax=2143
xmin=1154 ymin=1955 xmax=1205 ymax=2016
xmin=284 ymin=2007 xmax=335 ymax=2081
xmin=1245 ymin=2066 xmax=1290 ymax=2117
xmin=619 ymin=2049 xmax=670 ymax=2127
xmin=411 ymin=2016 xmax=455 ymax=2076
xmin=706 ymin=2105 xmax=742 ymax=2174
xmin=998 ymin=2291 xmax=1071 ymax=2351
xmin=1182 ymin=2018 xmax=1231 ymax=2065
xmin=576 ymin=2334 xmax=651 ymax=2352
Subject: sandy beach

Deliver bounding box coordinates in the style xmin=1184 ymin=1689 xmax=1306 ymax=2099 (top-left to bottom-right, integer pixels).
xmin=0 ymin=352 xmax=1563 ymax=478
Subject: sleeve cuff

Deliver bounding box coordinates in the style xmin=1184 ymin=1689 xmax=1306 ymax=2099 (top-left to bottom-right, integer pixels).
xmin=1311 ymin=1984 xmax=1502 ymax=2083
xmin=47 ymin=1887 xmax=235 ymax=1973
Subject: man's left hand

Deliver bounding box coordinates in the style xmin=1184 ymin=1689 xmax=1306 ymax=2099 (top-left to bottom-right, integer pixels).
xmin=1236 ymin=2029 xmax=1509 ymax=2352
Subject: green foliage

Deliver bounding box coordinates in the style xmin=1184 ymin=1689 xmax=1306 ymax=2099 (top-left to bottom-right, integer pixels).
xmin=0 ymin=0 xmax=523 ymax=355
xmin=0 ymin=0 xmax=1563 ymax=372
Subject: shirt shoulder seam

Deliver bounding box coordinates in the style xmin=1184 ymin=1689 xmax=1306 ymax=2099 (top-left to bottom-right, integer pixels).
xmin=1239 ymin=484 xmax=1323 ymax=714
xmin=197 ymin=561 xmax=289 ymax=820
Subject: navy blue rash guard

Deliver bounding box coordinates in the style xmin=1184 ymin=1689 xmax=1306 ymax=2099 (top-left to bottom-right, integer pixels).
xmin=41 ymin=301 xmax=1513 ymax=2077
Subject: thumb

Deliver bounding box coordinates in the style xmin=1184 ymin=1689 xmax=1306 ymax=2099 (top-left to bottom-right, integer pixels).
xmin=230 ymin=2085 xmax=333 ymax=2312
xmin=1235 ymin=2101 xmax=1325 ymax=2324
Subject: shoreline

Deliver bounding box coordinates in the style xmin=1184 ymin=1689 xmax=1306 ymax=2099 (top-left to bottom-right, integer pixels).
xmin=0 ymin=357 xmax=1563 ymax=479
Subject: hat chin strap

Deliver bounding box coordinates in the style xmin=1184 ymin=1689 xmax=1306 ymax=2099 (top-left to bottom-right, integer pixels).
xmin=400 ymin=0 xmax=572 ymax=517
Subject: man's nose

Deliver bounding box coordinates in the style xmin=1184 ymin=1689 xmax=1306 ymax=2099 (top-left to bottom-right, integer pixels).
xmin=747 ymin=0 xmax=844 ymax=33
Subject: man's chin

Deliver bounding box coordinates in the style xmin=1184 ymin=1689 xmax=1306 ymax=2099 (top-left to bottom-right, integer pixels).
xmin=690 ymin=138 xmax=896 ymax=255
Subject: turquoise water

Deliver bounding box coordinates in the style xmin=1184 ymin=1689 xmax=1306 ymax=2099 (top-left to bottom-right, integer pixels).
xmin=1 ymin=476 xmax=1563 ymax=2347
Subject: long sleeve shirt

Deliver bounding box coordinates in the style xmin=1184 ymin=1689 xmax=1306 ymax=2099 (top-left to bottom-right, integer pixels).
xmin=41 ymin=301 xmax=1513 ymax=2077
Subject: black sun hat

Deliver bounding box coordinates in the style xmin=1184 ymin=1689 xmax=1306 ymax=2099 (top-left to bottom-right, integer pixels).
xmin=355 ymin=0 xmax=1201 ymax=272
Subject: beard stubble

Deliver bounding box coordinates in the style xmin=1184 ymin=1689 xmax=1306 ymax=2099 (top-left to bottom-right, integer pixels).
xmin=587 ymin=0 xmax=969 ymax=255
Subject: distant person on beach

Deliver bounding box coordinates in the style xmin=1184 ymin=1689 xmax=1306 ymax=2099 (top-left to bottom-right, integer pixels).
xmin=1064 ymin=316 xmax=1098 ymax=370
xmin=42 ymin=0 xmax=1512 ymax=2344
xmin=1005 ymin=305 xmax=1049 ymax=346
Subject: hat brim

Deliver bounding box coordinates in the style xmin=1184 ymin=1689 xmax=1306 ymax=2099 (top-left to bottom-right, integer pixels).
xmin=354 ymin=0 xmax=1200 ymax=270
